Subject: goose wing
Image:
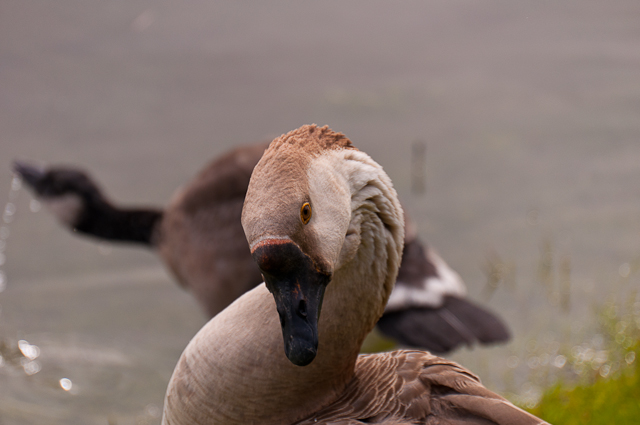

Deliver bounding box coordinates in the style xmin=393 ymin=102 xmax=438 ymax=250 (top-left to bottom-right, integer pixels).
xmin=298 ymin=350 xmax=547 ymax=425
xmin=377 ymin=214 xmax=510 ymax=353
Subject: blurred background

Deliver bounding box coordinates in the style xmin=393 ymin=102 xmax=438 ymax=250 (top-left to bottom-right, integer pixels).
xmin=1 ymin=1 xmax=639 ymax=423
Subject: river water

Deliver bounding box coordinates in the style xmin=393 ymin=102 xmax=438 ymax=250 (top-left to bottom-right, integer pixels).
xmin=1 ymin=1 xmax=640 ymax=423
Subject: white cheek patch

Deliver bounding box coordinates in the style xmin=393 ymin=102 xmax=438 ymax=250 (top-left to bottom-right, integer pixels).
xmin=385 ymin=247 xmax=467 ymax=312
xmin=42 ymin=194 xmax=84 ymax=226
xmin=306 ymin=152 xmax=352 ymax=267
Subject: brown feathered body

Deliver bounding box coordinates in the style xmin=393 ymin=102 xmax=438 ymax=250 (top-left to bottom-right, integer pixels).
xmin=158 ymin=142 xmax=268 ymax=316
xmin=302 ymin=350 xmax=543 ymax=424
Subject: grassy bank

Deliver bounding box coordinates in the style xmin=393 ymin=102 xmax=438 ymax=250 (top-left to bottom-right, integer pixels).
xmin=528 ymin=294 xmax=640 ymax=424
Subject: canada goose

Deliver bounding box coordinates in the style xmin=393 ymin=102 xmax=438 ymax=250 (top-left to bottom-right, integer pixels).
xmin=162 ymin=125 xmax=546 ymax=424
xmin=14 ymin=144 xmax=508 ymax=354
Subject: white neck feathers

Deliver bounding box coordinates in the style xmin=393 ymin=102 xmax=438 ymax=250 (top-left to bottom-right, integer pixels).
xmin=307 ymin=149 xmax=404 ymax=319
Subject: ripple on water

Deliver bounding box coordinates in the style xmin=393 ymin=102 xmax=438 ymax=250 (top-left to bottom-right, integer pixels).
xmin=59 ymin=377 xmax=72 ymax=391
xmin=0 ymin=337 xmax=169 ymax=425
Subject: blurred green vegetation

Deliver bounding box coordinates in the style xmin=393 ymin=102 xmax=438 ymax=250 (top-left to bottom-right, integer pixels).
xmin=528 ymin=292 xmax=640 ymax=424
xmin=530 ymin=352 xmax=639 ymax=424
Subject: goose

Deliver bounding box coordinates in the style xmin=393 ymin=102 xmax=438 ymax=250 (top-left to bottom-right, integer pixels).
xmin=161 ymin=124 xmax=546 ymax=425
xmin=14 ymin=144 xmax=508 ymax=354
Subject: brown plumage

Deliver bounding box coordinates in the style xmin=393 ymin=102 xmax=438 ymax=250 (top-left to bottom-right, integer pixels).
xmin=158 ymin=142 xmax=268 ymax=316
xmin=162 ymin=125 xmax=546 ymax=425
xmin=301 ymin=350 xmax=542 ymax=424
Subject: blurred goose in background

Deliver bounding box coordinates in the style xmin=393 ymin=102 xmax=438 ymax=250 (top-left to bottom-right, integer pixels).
xmin=14 ymin=141 xmax=508 ymax=354
xmin=162 ymin=125 xmax=545 ymax=424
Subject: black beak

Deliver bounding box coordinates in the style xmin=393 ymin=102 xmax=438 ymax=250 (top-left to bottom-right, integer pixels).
xmin=251 ymin=238 xmax=331 ymax=366
xmin=13 ymin=161 xmax=46 ymax=190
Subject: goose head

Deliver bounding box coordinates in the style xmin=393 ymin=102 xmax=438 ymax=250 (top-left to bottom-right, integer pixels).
xmin=13 ymin=161 xmax=103 ymax=226
xmin=241 ymin=125 xmax=360 ymax=367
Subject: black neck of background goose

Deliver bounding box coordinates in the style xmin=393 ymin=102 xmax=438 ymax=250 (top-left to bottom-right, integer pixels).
xmin=73 ymin=198 xmax=163 ymax=246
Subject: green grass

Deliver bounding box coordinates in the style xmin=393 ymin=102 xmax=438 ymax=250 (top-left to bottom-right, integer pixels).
xmin=529 ymin=346 xmax=639 ymax=424
xmin=528 ymin=294 xmax=640 ymax=424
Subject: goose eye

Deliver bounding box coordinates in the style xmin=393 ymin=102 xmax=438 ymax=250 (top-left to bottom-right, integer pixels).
xmin=300 ymin=202 xmax=312 ymax=225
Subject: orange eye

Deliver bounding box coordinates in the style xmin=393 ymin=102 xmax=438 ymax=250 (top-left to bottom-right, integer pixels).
xmin=300 ymin=202 xmax=312 ymax=224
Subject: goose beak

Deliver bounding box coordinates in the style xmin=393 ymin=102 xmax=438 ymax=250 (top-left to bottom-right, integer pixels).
xmin=13 ymin=161 xmax=46 ymax=190
xmin=251 ymin=238 xmax=331 ymax=366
